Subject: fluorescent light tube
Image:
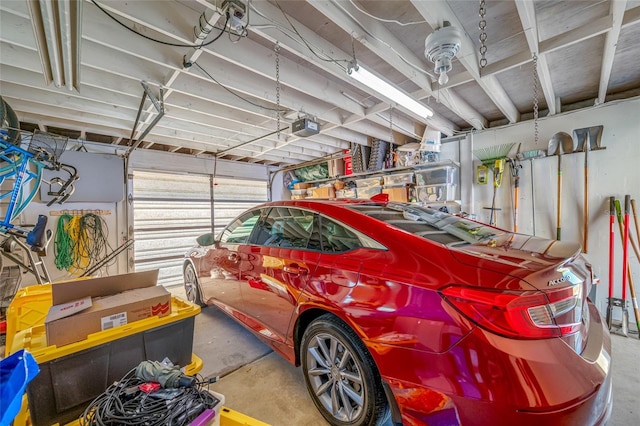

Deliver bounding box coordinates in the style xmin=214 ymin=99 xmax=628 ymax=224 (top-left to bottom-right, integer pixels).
xmin=28 ymin=0 xmax=82 ymax=91
xmin=348 ymin=64 xmax=433 ymax=118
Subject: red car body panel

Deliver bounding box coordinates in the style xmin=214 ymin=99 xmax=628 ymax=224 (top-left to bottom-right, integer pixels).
xmin=186 ymin=199 xmax=612 ymax=425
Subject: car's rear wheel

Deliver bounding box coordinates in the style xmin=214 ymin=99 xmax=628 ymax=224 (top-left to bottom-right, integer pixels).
xmin=301 ymin=314 xmax=388 ymax=426
xmin=183 ymin=263 xmax=204 ymax=306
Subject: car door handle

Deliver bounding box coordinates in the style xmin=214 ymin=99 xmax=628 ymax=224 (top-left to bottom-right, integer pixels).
xmin=284 ymin=265 xmax=308 ymax=275
xmin=228 ymin=253 xmax=240 ymax=263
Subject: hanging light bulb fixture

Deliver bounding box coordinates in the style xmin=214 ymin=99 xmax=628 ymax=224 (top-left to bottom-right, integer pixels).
xmin=425 ymin=22 xmax=462 ymax=87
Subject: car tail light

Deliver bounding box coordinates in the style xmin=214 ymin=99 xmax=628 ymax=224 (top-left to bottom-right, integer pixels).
xmin=440 ymin=285 xmax=583 ymax=339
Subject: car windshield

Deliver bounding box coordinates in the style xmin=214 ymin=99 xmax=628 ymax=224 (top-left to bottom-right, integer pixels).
xmin=347 ymin=203 xmax=504 ymax=246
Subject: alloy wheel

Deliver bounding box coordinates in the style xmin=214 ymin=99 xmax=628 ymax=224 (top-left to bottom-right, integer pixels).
xmin=183 ymin=264 xmax=202 ymax=305
xmin=305 ymin=332 xmax=365 ymax=422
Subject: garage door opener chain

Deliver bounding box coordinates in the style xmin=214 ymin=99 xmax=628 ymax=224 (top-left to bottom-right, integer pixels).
xmin=478 ymin=0 xmax=487 ymax=68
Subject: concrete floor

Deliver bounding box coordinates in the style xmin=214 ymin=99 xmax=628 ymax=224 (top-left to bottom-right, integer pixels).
xmin=174 ymin=288 xmax=640 ymax=426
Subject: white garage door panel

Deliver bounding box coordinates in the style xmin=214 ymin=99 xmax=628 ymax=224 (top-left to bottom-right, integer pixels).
xmin=133 ymin=171 xmax=267 ymax=286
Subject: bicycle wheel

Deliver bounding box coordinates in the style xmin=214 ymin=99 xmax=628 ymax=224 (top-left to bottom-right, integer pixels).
xmin=0 ymin=96 xmax=21 ymax=145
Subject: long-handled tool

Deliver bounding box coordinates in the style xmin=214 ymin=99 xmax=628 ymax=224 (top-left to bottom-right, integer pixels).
xmin=517 ymin=149 xmax=546 ymax=235
xmin=614 ymin=198 xmax=630 ymax=336
xmin=607 ymin=197 xmax=615 ymax=329
xmin=574 ymin=126 xmax=604 ymax=252
xmin=548 ymin=132 xmax=574 ymax=240
xmin=625 ymin=198 xmax=640 ymax=336
xmin=473 ymin=143 xmax=515 ymax=227
xmin=623 ymin=195 xmax=632 ymax=336
xmin=583 ymin=134 xmax=590 ymax=253
xmin=507 ymin=145 xmax=522 ymax=233
xmin=511 ymin=160 xmax=520 ymax=232
xmin=485 ymin=158 xmax=506 ymax=227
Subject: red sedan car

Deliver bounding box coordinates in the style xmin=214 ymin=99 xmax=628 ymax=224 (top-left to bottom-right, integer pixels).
xmin=183 ymin=199 xmax=612 ymax=426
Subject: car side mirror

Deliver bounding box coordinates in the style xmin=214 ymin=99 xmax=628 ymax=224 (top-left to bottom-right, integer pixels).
xmin=196 ymin=233 xmax=216 ymax=246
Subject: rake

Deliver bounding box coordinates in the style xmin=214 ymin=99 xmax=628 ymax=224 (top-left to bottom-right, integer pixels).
xmin=472 ymin=143 xmax=516 ymax=166
xmin=473 ymin=143 xmax=515 ymax=226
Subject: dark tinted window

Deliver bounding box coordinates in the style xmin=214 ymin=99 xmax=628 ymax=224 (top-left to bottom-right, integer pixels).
xmin=252 ymin=207 xmax=314 ymax=249
xmin=348 ymin=203 xmax=502 ymax=246
xmin=320 ymin=216 xmax=363 ymax=253
xmin=219 ymin=209 xmax=262 ymax=244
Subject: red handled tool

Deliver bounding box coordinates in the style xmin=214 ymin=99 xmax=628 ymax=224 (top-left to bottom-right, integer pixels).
xmin=623 ymin=195 xmax=631 ymax=336
xmin=629 ymin=200 xmax=640 ymax=339
xmin=614 ymin=198 xmax=630 ymax=336
xmin=607 ymin=197 xmax=615 ymax=328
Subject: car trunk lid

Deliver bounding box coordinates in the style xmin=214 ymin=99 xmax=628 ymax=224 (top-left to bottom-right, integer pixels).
xmin=446 ymin=235 xmax=593 ymax=352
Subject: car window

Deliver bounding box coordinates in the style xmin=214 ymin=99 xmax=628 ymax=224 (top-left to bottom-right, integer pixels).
xmin=347 ymin=203 xmax=503 ymax=246
xmin=252 ymin=207 xmax=314 ymax=249
xmin=219 ymin=209 xmax=262 ymax=244
xmin=320 ymin=216 xmax=363 ymax=253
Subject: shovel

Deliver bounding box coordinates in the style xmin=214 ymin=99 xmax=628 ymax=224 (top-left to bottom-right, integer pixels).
xmin=548 ymin=132 xmax=575 ymax=240
xmin=573 ymin=125 xmax=604 ymax=252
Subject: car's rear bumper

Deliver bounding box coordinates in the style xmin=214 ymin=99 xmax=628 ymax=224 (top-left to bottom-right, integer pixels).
xmin=373 ymin=302 xmax=612 ymax=426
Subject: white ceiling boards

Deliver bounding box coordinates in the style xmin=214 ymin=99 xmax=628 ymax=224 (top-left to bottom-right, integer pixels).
xmin=1 ymin=0 xmax=640 ymax=166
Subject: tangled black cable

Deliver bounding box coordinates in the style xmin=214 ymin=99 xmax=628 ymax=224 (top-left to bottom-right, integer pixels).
xmin=80 ymin=369 xmax=219 ymax=426
xmin=77 ymin=214 xmax=113 ymax=270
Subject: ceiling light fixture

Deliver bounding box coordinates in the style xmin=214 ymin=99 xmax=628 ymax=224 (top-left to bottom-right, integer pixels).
xmin=347 ymin=63 xmax=434 ymax=118
xmin=425 ymin=22 xmax=462 ymax=86
xmin=27 ymin=0 xmax=82 ymax=91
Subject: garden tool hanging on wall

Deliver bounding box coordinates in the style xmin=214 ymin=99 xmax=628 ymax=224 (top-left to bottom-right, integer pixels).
xmin=572 ymin=125 xmax=604 ymax=253
xmin=547 ymin=132 xmax=575 ymax=241
xmin=473 ymin=143 xmax=515 ymax=227
xmin=516 ymin=149 xmax=546 ymax=235
xmin=506 ymin=144 xmax=523 ymax=233
xmin=484 ymin=158 xmax=506 ymax=227
xmin=612 ymin=197 xmax=631 ymax=336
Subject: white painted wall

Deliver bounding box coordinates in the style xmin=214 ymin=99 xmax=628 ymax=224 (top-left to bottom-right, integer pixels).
xmin=463 ymin=97 xmax=640 ymax=317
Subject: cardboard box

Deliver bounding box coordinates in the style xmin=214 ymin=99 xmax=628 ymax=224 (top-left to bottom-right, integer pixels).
xmin=327 ymin=159 xmax=345 ymax=177
xmin=293 ymin=182 xmax=311 ymax=190
xmin=311 ymin=186 xmax=336 ymax=199
xmin=383 ymin=186 xmax=409 ymax=202
xmin=45 ymin=270 xmax=170 ymax=347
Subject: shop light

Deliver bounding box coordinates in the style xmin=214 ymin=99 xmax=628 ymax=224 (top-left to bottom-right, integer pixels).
xmin=27 ymin=0 xmax=82 ymax=91
xmin=347 ymin=63 xmax=433 ymax=118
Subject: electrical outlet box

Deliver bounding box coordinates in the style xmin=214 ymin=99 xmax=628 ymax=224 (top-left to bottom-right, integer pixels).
xmin=221 ymin=0 xmax=247 ymax=33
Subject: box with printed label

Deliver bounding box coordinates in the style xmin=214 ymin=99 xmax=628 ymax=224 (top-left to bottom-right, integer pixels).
xmin=45 ymin=270 xmax=170 ymax=347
